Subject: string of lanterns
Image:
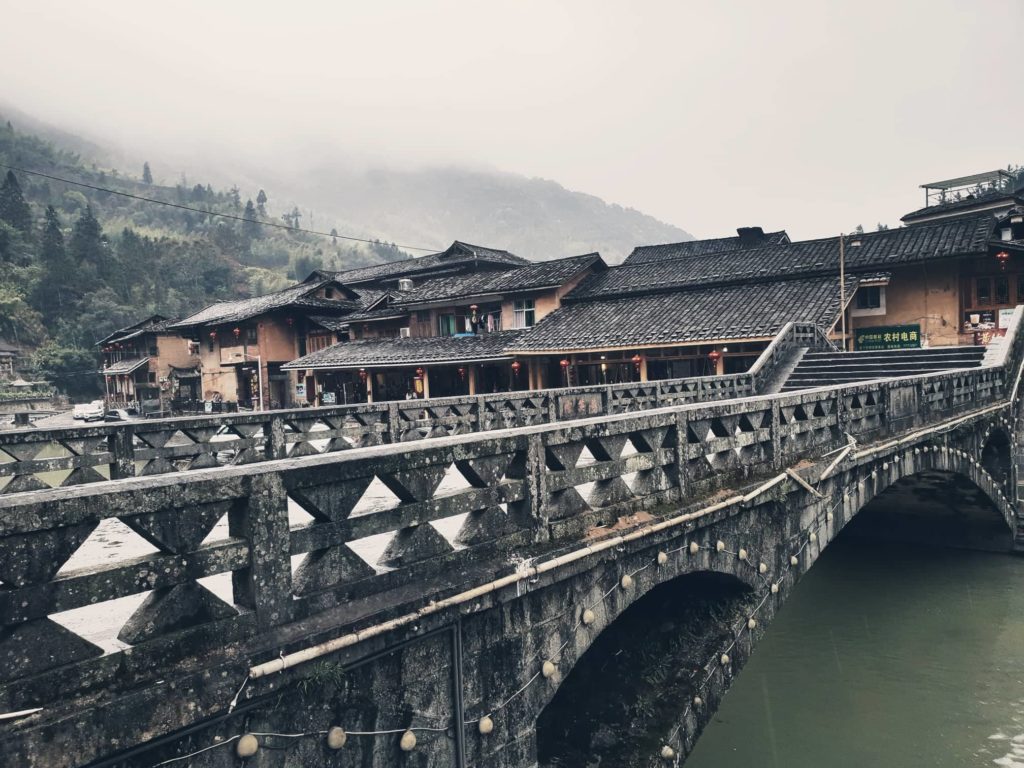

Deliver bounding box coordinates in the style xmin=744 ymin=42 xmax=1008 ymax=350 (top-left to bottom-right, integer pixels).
xmin=143 ymin=428 xmax=1005 ymax=767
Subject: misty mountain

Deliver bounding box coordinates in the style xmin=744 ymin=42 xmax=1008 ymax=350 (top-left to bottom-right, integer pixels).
xmin=1 ymin=103 xmax=692 ymax=263
xmin=276 ymin=164 xmax=693 ymax=263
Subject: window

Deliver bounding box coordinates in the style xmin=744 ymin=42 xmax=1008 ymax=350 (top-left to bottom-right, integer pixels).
xmin=246 ymin=327 xmax=258 ymax=344
xmin=977 ymin=277 xmax=991 ymax=304
xmin=856 ymin=286 xmax=881 ymax=309
xmin=851 ymin=285 xmax=885 ymax=317
xmin=416 ymin=310 xmax=431 ymax=323
xmin=995 ymin=276 xmax=1010 ymax=305
xmin=513 ymin=299 xmax=536 ymax=328
xmin=324 ymin=288 xmax=334 ymax=299
xmin=438 ymin=314 xmax=459 ymax=336
xmin=307 ymin=333 xmax=332 ymax=353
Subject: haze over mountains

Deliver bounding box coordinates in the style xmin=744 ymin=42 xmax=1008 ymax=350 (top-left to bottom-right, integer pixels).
xmin=2 ymin=103 xmax=693 ymax=264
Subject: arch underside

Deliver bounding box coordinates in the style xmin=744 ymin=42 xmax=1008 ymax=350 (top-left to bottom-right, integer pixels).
xmin=532 ymin=454 xmax=1015 ymax=767
xmin=845 ymin=469 xmax=1013 ymax=552
xmin=536 ymin=571 xmax=755 ymax=768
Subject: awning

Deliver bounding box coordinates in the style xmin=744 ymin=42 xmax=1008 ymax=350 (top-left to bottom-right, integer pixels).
xmin=102 ymin=358 xmax=149 ymax=375
xmin=283 ymin=330 xmax=525 ymax=371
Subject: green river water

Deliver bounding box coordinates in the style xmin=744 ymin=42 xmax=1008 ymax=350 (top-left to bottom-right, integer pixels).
xmin=686 ymin=538 xmax=1024 ymax=768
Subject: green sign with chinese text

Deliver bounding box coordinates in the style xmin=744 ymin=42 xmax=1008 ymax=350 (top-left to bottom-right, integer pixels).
xmin=855 ymin=324 xmax=922 ymax=351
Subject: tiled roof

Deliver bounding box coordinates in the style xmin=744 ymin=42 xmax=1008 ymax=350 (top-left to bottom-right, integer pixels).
xmin=570 ymin=213 xmax=996 ymax=301
xmin=171 ymin=280 xmax=358 ymax=329
xmin=399 ymin=252 xmax=603 ymax=305
xmin=328 ymin=240 xmax=528 ymax=285
xmin=284 ymin=330 xmax=525 ymax=370
xmin=624 ymin=230 xmax=790 ymax=265
xmin=306 ymin=316 xmax=352 ymax=332
xmin=98 ymin=315 xmax=174 ymax=346
xmin=102 ymin=358 xmax=150 ymax=375
xmin=901 ymin=192 xmax=1024 ymax=223
xmin=508 ymin=276 xmax=857 ymax=353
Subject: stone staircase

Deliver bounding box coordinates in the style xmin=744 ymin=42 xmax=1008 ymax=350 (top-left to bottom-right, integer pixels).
xmin=779 ymin=345 xmax=986 ymax=392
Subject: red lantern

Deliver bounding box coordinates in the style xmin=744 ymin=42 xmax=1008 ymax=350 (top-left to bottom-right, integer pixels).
xmin=560 ymin=358 xmax=570 ymax=369
xmin=631 ymin=354 xmax=642 ymax=366
xmin=511 ymin=360 xmax=522 ymax=374
xmin=358 ymin=368 xmax=367 ymax=381
xmin=415 ymin=367 xmax=425 ymax=377
xmin=208 ymin=331 xmax=217 ymax=340
xmin=457 ymin=367 xmax=465 ymax=380
xmin=996 ymin=250 xmax=1010 ymax=270
xmin=708 ymin=349 xmax=722 ymax=363
xmin=233 ymin=327 xmax=241 ymax=338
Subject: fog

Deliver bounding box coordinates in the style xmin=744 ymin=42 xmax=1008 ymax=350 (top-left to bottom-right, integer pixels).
xmin=1 ymin=0 xmax=1020 ymax=240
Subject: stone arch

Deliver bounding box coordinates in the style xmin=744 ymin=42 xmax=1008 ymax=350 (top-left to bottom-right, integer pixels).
xmin=838 ymin=445 xmax=1015 ymax=554
xmin=533 ymin=568 xmax=756 ymax=767
xmin=980 ymin=426 xmax=1013 ymax=488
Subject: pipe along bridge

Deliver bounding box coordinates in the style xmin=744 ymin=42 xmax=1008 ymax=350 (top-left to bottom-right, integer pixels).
xmin=2 ymin=314 xmax=1024 ymax=767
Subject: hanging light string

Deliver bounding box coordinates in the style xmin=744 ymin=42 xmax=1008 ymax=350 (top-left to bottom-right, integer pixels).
xmin=139 ymin=432 xmax=1006 ymax=767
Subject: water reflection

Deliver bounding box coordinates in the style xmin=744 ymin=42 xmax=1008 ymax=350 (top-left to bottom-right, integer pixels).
xmin=687 ymin=539 xmax=1024 ymax=768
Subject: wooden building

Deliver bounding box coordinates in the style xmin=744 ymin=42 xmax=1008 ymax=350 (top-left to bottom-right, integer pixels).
xmin=284 ymin=252 xmax=606 ymax=402
xmin=98 ymin=316 xmax=200 ymax=413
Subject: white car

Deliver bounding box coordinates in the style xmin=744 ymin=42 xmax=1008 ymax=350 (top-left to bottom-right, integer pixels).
xmin=72 ymin=400 xmax=105 ymax=421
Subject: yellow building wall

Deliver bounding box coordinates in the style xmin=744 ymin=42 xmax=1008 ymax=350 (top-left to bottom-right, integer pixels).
xmin=850 ymin=262 xmax=961 ymax=348
xmin=154 ymin=334 xmax=200 ymax=379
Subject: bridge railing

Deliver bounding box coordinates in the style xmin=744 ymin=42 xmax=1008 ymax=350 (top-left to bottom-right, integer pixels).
xmin=0 ymin=322 xmax=832 ymax=495
xmin=0 ymin=310 xmax=1019 ymax=755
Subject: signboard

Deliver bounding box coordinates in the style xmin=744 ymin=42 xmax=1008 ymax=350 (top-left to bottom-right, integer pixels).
xmin=321 ymin=391 xmax=337 ymax=405
xmin=855 ymin=324 xmax=922 ymax=351
xmin=999 ymin=308 xmax=1016 ymax=329
xmin=295 ymin=384 xmax=306 ymax=399
xmin=976 ymin=327 xmax=1006 ymax=346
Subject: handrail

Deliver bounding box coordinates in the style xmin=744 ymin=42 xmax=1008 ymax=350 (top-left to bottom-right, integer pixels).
xmin=0 ymin=322 xmax=827 ymax=492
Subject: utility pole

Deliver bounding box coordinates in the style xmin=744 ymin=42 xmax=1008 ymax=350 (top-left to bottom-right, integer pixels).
xmin=839 ymin=233 xmax=847 ymax=351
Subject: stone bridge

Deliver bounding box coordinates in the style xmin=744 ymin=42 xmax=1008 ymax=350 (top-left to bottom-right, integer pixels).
xmin=1 ymin=317 xmax=1023 ymax=768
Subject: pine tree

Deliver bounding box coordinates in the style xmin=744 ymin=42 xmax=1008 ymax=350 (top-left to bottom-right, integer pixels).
xmin=37 ymin=206 xmax=74 ymax=320
xmin=142 ymin=162 xmax=153 ymax=184
xmin=70 ymin=205 xmax=112 ymax=284
xmin=241 ymin=199 xmax=261 ymax=241
xmin=0 ymin=170 xmax=33 ymax=235
xmin=256 ymin=188 xmax=268 ymax=216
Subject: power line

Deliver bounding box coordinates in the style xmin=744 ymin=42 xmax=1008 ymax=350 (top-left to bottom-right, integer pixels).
xmin=0 ymin=163 xmax=442 ymax=253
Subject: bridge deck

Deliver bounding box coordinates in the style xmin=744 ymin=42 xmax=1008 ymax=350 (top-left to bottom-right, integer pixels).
xmin=0 ymin=312 xmax=1022 ymax=768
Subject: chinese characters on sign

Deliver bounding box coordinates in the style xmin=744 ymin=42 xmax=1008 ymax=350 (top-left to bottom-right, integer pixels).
xmin=854 ymin=324 xmax=922 ymax=351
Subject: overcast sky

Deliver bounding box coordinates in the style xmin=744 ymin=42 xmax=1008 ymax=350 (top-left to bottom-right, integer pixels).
xmin=1 ymin=0 xmax=1021 ymax=240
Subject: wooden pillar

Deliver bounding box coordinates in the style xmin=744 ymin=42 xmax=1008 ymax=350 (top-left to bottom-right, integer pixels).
xmin=639 ymin=356 xmax=649 ymax=382
xmin=715 ymin=355 xmax=725 ymax=376
xmin=365 ymin=369 xmax=374 ymax=403
xmin=422 ymin=368 xmax=431 ymax=399
xmin=468 ymin=365 xmax=477 ymax=396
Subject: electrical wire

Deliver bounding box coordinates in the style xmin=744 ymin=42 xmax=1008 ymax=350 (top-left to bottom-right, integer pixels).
xmin=0 ymin=163 xmax=442 ymax=253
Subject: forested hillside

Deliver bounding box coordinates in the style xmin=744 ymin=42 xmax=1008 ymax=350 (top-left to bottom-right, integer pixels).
xmin=0 ymin=117 xmax=404 ymax=393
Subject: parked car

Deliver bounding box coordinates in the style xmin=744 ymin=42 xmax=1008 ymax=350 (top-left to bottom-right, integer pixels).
xmin=103 ymin=408 xmax=141 ymax=422
xmin=72 ymin=400 xmax=105 ymax=421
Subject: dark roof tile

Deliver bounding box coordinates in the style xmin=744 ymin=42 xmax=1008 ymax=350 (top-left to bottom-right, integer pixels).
xmin=624 ymin=230 xmax=790 ymax=264
xmin=509 ymin=277 xmax=857 ymax=353
xmin=571 ymin=214 xmax=995 ymax=301
xmin=284 ymin=330 xmax=524 ymax=370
